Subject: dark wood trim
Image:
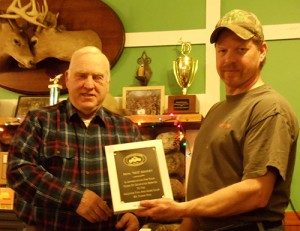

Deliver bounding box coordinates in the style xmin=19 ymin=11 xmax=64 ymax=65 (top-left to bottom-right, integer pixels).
xmin=284 ymin=212 xmax=300 ymax=228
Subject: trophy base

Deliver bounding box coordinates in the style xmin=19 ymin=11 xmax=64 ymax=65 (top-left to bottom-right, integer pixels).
xmin=168 ymin=95 xmax=197 ymax=114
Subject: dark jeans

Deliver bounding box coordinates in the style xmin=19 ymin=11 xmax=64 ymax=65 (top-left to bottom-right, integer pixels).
xmin=211 ymin=221 xmax=283 ymax=231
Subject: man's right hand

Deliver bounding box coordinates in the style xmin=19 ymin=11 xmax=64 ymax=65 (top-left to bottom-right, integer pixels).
xmin=76 ymin=189 xmax=113 ymax=223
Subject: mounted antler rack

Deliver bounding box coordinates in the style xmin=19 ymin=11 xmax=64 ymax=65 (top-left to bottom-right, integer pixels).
xmin=0 ymin=0 xmax=48 ymax=27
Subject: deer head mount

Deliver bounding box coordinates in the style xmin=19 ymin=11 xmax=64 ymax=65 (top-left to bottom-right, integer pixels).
xmin=0 ymin=0 xmax=102 ymax=68
xmin=0 ymin=16 xmax=34 ymax=70
xmin=0 ymin=0 xmax=124 ymax=95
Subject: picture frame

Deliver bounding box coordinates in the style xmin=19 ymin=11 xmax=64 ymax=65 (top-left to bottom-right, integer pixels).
xmin=0 ymin=152 xmax=8 ymax=185
xmin=105 ymin=139 xmax=173 ymax=214
xmin=122 ymin=86 xmax=165 ymax=115
xmin=15 ymin=96 xmax=50 ymax=118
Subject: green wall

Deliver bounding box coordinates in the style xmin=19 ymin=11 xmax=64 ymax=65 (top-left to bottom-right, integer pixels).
xmin=0 ymin=0 xmax=299 ymax=211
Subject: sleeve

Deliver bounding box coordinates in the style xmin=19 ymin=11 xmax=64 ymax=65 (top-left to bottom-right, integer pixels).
xmin=243 ymin=113 xmax=294 ymax=181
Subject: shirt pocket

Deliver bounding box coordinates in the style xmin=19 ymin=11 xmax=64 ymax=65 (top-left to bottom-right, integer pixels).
xmin=39 ymin=140 xmax=78 ymax=180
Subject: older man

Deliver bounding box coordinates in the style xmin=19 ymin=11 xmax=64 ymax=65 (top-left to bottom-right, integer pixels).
xmin=7 ymin=46 xmax=142 ymax=231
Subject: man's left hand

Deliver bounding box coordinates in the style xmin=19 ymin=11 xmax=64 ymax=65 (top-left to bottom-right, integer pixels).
xmin=115 ymin=213 xmax=140 ymax=231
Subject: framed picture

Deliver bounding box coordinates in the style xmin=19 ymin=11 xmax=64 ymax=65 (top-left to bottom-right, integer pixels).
xmin=122 ymin=86 xmax=165 ymax=115
xmin=0 ymin=152 xmax=8 ymax=185
xmin=105 ymin=139 xmax=173 ymax=214
xmin=15 ymin=96 xmax=50 ymax=118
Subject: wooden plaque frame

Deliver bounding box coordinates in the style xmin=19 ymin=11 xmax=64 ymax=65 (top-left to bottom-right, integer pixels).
xmin=168 ymin=94 xmax=197 ymax=114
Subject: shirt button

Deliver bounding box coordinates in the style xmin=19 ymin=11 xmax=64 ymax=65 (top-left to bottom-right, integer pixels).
xmin=85 ymin=171 xmax=90 ymax=175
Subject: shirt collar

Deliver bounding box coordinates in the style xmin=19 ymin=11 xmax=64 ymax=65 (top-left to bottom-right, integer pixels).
xmin=66 ymin=99 xmax=106 ymax=126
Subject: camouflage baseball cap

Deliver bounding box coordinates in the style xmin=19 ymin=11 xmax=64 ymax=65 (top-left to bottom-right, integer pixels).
xmin=210 ymin=9 xmax=264 ymax=43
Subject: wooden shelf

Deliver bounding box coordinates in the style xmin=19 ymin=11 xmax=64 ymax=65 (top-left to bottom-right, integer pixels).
xmin=1 ymin=114 xmax=203 ymax=129
xmin=0 ymin=117 xmax=21 ymax=126
xmin=126 ymin=113 xmax=202 ymax=123
xmin=125 ymin=113 xmax=202 ymax=130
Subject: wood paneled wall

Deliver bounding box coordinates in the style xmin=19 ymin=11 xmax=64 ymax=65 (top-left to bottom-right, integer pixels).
xmin=284 ymin=212 xmax=300 ymax=231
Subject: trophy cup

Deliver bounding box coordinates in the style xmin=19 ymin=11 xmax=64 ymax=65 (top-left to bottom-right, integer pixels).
xmin=168 ymin=41 xmax=198 ymax=114
xmin=48 ymin=74 xmax=63 ymax=106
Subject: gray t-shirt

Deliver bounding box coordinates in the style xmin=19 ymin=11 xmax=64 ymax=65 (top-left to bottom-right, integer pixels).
xmin=187 ymin=85 xmax=299 ymax=230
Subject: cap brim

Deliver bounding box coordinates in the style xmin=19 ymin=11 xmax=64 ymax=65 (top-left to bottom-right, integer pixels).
xmin=210 ymin=25 xmax=254 ymax=43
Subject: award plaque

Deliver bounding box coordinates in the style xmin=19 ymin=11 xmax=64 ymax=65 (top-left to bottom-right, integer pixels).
xmin=105 ymin=140 xmax=173 ymax=214
xmin=168 ymin=95 xmax=196 ymax=114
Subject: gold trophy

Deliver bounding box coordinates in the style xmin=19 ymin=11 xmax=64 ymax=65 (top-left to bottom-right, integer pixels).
xmin=168 ymin=41 xmax=198 ymax=114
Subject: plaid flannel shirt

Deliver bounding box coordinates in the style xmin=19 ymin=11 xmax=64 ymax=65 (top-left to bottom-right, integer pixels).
xmin=7 ymin=99 xmax=142 ymax=231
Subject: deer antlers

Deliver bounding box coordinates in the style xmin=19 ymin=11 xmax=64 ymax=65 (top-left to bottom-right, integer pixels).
xmin=0 ymin=0 xmax=48 ymax=28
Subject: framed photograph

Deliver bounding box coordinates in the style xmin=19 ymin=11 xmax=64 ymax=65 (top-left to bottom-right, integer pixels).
xmin=122 ymin=86 xmax=165 ymax=115
xmin=15 ymin=96 xmax=50 ymax=118
xmin=105 ymin=139 xmax=173 ymax=214
xmin=0 ymin=152 xmax=8 ymax=185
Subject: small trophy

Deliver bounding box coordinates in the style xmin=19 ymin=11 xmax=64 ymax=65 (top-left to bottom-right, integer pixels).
xmin=168 ymin=41 xmax=198 ymax=114
xmin=48 ymin=74 xmax=63 ymax=105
